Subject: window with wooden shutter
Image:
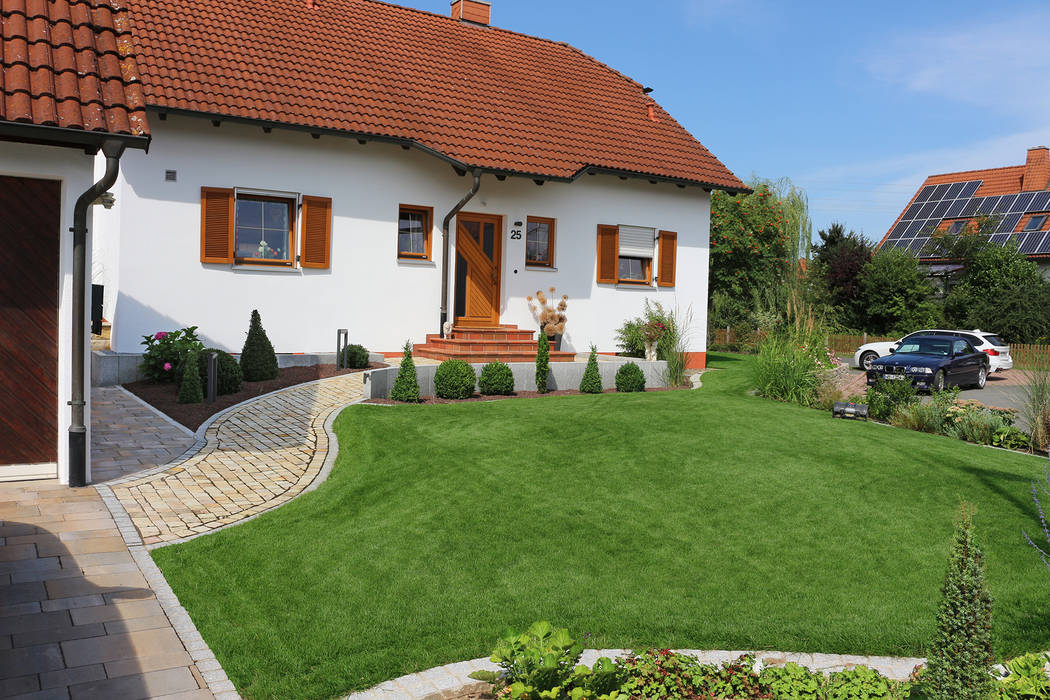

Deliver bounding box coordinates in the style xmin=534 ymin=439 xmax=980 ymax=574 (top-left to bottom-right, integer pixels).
xmin=300 ymin=195 xmax=333 ymax=269
xmin=657 ymin=230 xmax=677 ymax=287
xmin=596 ymin=225 xmax=618 ymax=284
xmin=200 ymin=187 xmax=235 ymax=264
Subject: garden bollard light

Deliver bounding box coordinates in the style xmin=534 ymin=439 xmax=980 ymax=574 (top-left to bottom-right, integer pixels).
xmin=336 ymin=329 xmax=349 ymax=369
xmin=207 ymin=352 xmax=218 ymax=403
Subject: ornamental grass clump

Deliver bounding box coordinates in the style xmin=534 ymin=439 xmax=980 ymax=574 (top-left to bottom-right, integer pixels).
xmin=527 ymin=287 xmax=568 ymax=338
xmin=615 ymin=362 xmax=645 ymax=392
xmin=434 ymin=359 xmax=476 ymax=400
xmin=536 ymin=331 xmax=551 ymax=394
xmin=579 ymin=346 xmax=603 ymax=394
xmin=924 ymin=505 xmax=994 ymax=700
xmin=389 ymin=340 xmax=420 ymax=403
xmin=239 ymin=310 xmax=279 ymax=382
xmin=177 ymin=347 xmax=203 ymax=404
xmin=478 ymin=362 xmax=514 ymax=396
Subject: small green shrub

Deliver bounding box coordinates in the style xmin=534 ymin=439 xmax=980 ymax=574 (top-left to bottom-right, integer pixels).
xmin=616 ymin=299 xmax=676 ymax=359
xmin=240 ymin=310 xmax=279 ymax=382
xmin=389 ymin=341 xmax=420 ymax=403
xmin=536 ymin=331 xmax=551 ymax=394
xmin=763 ymin=662 xmax=822 ymax=699
xmin=615 ymin=362 xmax=645 ymax=392
xmin=579 ymin=347 xmax=603 ymax=394
xmin=826 ymin=666 xmax=908 ymax=700
xmin=993 ymin=426 xmax=1031 ymax=451
xmin=140 ymin=327 xmax=203 ymax=383
xmin=434 ymin=359 xmax=476 ymax=400
xmin=177 ymin=348 xmax=204 ymax=404
xmin=924 ymin=505 xmax=995 ymax=700
xmin=944 ymin=403 xmax=1008 ymax=445
xmin=189 ymin=348 xmax=243 ymax=396
xmin=617 ymin=649 xmax=706 ymax=699
xmin=342 ymin=344 xmax=370 ymax=370
xmin=996 ymin=652 xmax=1050 ymax=699
xmin=865 ymin=378 xmax=919 ymax=422
xmin=478 ymin=362 xmax=514 ymax=396
xmin=467 ymin=621 xmax=591 ymax=698
xmin=695 ymin=654 xmax=770 ymax=699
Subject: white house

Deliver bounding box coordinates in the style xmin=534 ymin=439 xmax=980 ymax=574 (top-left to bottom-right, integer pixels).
xmin=94 ymin=0 xmax=745 ymax=369
xmin=0 ymin=0 xmax=150 ymax=485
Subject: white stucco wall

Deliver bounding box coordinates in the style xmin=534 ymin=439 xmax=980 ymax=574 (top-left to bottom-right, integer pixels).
xmin=101 ymin=116 xmax=710 ymax=360
xmin=0 ymin=142 xmax=97 ymax=484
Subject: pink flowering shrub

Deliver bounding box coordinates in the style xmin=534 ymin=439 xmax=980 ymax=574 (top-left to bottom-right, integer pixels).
xmin=140 ymin=326 xmax=203 ymax=383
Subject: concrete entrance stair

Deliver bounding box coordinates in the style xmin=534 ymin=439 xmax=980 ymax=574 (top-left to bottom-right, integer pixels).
xmin=413 ymin=325 xmax=575 ymax=364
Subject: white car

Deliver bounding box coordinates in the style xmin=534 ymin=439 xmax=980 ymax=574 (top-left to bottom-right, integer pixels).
xmin=853 ymin=329 xmax=1012 ymax=372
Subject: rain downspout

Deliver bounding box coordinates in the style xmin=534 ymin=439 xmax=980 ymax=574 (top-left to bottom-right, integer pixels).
xmin=440 ymin=169 xmax=481 ymax=337
xmin=69 ymin=139 xmax=126 ymax=487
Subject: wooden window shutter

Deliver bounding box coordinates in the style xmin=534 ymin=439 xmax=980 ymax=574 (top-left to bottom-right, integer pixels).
xmin=200 ymin=187 xmax=234 ymax=264
xmin=657 ymin=230 xmax=677 ymax=287
xmin=300 ymin=196 xmax=333 ymax=269
xmin=596 ymin=225 xmax=618 ymax=284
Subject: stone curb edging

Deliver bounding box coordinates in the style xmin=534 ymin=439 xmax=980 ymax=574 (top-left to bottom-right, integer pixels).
xmin=342 ymin=649 xmax=927 ymax=700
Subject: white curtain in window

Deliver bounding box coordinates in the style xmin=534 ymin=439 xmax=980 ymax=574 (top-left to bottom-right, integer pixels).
xmin=618 ymin=225 xmax=656 ymax=258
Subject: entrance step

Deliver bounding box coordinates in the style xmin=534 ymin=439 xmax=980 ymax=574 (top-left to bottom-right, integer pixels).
xmin=414 ymin=325 xmax=573 ymax=363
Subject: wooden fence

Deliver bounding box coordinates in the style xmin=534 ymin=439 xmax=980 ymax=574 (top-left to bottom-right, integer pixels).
xmin=710 ymin=328 xmax=1050 ymax=369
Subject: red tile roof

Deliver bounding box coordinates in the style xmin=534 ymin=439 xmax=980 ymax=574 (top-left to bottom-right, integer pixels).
xmin=124 ymin=0 xmax=744 ymax=190
xmin=0 ymin=0 xmax=149 ymax=136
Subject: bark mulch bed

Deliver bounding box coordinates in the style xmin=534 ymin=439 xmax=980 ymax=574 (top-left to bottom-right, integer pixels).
xmin=366 ymin=386 xmax=680 ymax=405
xmin=124 ymin=363 xmax=386 ymax=431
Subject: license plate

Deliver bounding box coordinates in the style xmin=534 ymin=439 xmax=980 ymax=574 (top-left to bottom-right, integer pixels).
xmin=882 ymin=374 xmax=906 ymax=381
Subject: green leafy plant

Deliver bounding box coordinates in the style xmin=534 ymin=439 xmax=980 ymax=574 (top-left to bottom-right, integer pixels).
xmin=992 ymin=426 xmax=1031 ymax=452
xmin=342 ymin=344 xmax=370 ymax=370
xmin=579 ymin=347 xmax=603 ymax=394
xmin=479 ymin=361 xmax=515 ymax=396
xmin=240 ymin=309 xmax=279 ymax=382
xmin=995 ymin=652 xmax=1050 ymax=699
xmin=865 ymin=378 xmax=919 ymax=422
xmin=825 ymin=665 xmax=909 ymax=700
xmin=140 ymin=326 xmax=203 ymax=383
xmin=924 ymin=505 xmax=995 ymax=700
xmin=183 ymin=348 xmax=243 ymax=396
xmin=695 ymin=654 xmax=772 ymax=699
xmin=389 ymin=340 xmax=420 ymax=403
xmin=434 ymin=359 xmax=476 ymax=400
xmin=615 ymin=362 xmax=645 ymax=393
xmin=615 ymin=299 xmax=676 ymax=359
xmin=467 ymin=621 xmax=586 ymax=696
xmin=177 ymin=347 xmax=204 ymax=404
xmin=943 ymin=403 xmax=1009 ymax=446
xmin=617 ymin=649 xmax=707 ymax=699
xmin=889 ymin=388 xmax=956 ymax=434
xmin=762 ymin=662 xmax=823 ymax=699
xmin=536 ymin=331 xmax=551 ymax=394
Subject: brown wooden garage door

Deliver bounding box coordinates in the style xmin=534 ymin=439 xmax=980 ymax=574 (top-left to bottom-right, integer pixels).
xmin=0 ymin=175 xmax=60 ymax=466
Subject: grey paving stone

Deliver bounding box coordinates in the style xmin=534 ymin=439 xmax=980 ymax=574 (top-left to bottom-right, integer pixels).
xmin=68 ymin=666 xmax=198 ymax=700
xmin=39 ymin=664 xmax=107 ymax=690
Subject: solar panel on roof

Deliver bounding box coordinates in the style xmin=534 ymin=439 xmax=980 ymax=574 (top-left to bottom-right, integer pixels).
xmin=1037 ymin=235 xmax=1050 ymax=254
xmin=1029 ymin=191 xmax=1050 ymax=213
xmin=903 ymin=220 xmax=922 ymax=236
xmin=888 ymin=222 xmax=908 ymax=239
xmin=978 ymin=197 xmax=1000 ymax=215
xmin=995 ymin=194 xmax=1017 ymax=213
xmin=1011 ymin=192 xmax=1036 ymax=213
xmin=990 ymin=233 xmax=1010 ymax=245
xmin=918 ymin=201 xmax=937 ymax=218
xmin=931 ymin=183 xmax=952 ymax=201
xmin=945 ymin=199 xmax=967 ymax=218
xmin=914 ymin=186 xmax=936 ymax=204
xmin=962 ymin=198 xmax=982 ymax=217
xmin=905 ymin=203 xmax=923 ymax=220
xmin=945 ymin=182 xmax=965 ymax=199
xmin=931 ymin=200 xmax=951 ymax=218
xmin=959 ymin=180 xmax=982 ymax=198
xmin=909 ymin=237 xmax=928 ymax=251
xmin=1019 ymin=232 xmax=1046 ymax=254
xmin=998 ymin=213 xmax=1022 ymax=233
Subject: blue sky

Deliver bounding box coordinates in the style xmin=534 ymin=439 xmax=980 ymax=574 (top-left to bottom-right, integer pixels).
xmin=411 ymin=0 xmax=1050 ymax=242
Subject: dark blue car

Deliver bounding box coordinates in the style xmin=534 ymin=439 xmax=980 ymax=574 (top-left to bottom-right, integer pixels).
xmin=866 ymin=334 xmax=989 ymax=391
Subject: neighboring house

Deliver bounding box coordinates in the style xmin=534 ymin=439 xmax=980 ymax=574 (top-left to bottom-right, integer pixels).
xmin=877 ymin=146 xmax=1050 ymax=280
xmin=92 ymin=0 xmax=745 ymax=368
xmin=0 ymin=0 xmax=149 ymax=484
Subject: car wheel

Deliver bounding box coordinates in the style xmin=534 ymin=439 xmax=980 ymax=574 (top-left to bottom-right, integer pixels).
xmin=860 ymin=351 xmax=878 ymax=371
xmin=974 ymin=366 xmax=987 ymax=390
xmin=932 ymin=369 xmax=946 ymax=392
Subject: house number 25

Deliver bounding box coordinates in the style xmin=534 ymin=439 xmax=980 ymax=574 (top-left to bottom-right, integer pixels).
xmin=510 ymin=229 xmax=522 ymax=240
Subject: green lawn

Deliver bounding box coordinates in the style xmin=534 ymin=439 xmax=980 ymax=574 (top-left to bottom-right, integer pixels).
xmin=153 ymin=354 xmax=1050 ymax=699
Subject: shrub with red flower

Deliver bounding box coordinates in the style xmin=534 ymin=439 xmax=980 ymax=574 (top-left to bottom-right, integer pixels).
xmin=140 ymin=326 xmax=203 ymax=383
xmin=710 ymin=183 xmax=792 ymax=302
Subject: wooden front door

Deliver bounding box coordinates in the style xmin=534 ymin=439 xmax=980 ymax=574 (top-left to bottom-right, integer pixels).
xmin=454 ymin=212 xmax=502 ymax=327
xmin=0 ymin=175 xmax=60 ymax=476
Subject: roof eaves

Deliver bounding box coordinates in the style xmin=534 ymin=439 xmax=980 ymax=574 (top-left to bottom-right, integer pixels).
xmin=0 ymin=119 xmax=151 ymax=153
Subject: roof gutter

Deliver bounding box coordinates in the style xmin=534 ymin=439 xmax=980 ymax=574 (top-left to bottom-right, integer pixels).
xmin=69 ymin=140 xmax=128 ymax=486
xmin=0 ymin=121 xmax=150 ymax=154
xmin=439 ymin=169 xmax=482 ymax=337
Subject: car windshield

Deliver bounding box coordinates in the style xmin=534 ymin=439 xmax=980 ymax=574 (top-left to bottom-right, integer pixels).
xmin=896 ymin=339 xmax=952 ymax=357
xmin=983 ymin=335 xmax=1007 ymax=346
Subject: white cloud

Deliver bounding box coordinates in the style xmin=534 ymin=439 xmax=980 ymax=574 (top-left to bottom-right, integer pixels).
xmin=865 ymin=10 xmax=1050 ymax=115
xmin=800 ymin=126 xmax=1050 ymax=241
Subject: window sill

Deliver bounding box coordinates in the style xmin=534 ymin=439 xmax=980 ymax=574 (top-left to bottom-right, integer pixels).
xmin=525 ymin=265 xmax=558 ymax=272
xmin=397 ymin=258 xmax=436 ymax=267
xmin=231 ymin=263 xmax=301 ymax=274
xmin=615 ymin=282 xmax=655 ymax=290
